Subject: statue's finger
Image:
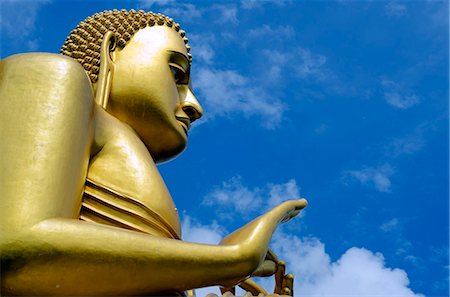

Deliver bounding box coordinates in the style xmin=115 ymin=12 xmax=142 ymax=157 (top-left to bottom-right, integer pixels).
xmin=296 ymin=198 xmax=308 ymax=209
xmin=220 ymin=287 xmax=235 ymax=296
xmin=274 ymin=260 xmax=285 ymax=294
xmin=281 ymin=210 xmax=300 ymax=223
xmin=282 ymin=274 xmax=294 ymax=296
xmin=252 ymin=260 xmax=277 ymax=277
xmin=279 ymin=199 xmax=307 ymax=223
xmin=281 ymin=287 xmax=292 ymax=296
xmin=266 ymin=248 xmax=279 ymax=262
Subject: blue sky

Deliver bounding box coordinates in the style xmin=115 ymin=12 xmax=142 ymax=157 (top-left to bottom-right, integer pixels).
xmin=1 ymin=1 xmax=448 ymax=296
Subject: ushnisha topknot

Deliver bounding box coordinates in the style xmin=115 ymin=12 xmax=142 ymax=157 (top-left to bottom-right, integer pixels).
xmin=60 ymin=9 xmax=191 ymax=83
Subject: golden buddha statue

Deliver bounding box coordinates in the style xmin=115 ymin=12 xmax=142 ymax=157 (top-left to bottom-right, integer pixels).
xmin=0 ymin=9 xmax=307 ymax=296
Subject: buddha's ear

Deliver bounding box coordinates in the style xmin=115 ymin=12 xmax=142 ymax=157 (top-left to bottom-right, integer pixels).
xmin=95 ymin=31 xmax=116 ymax=109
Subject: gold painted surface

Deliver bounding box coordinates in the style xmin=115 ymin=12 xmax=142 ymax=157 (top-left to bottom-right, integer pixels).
xmin=0 ymin=10 xmax=307 ymax=296
xmin=81 ymin=178 xmax=180 ymax=239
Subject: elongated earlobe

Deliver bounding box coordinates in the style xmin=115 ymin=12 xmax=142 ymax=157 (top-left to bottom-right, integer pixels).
xmin=95 ymin=31 xmax=116 ymax=109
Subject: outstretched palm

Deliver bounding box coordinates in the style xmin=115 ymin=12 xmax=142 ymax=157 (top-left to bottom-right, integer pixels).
xmin=220 ymin=199 xmax=307 ymax=275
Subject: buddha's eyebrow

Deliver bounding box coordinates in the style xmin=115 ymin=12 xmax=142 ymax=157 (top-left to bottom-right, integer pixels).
xmin=168 ymin=50 xmax=190 ymax=72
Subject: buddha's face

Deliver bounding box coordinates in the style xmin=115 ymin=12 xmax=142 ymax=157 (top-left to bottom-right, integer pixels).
xmin=107 ymin=26 xmax=203 ymax=162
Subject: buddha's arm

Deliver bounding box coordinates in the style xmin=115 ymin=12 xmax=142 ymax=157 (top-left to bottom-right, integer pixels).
xmin=3 ymin=199 xmax=306 ymax=296
xmin=0 ymin=53 xmax=96 ymax=228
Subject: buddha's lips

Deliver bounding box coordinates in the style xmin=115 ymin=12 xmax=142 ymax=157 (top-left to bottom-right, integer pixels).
xmin=176 ymin=117 xmax=190 ymax=134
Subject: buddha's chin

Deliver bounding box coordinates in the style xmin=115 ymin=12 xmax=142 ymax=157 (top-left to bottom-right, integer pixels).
xmin=145 ymin=132 xmax=188 ymax=163
xmin=151 ymin=144 xmax=186 ymax=163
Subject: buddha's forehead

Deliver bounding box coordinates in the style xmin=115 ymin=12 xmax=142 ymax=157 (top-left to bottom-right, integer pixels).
xmin=119 ymin=26 xmax=188 ymax=59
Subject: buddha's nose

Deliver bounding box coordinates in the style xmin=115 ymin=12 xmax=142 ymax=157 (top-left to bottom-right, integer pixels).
xmin=179 ymin=87 xmax=203 ymax=123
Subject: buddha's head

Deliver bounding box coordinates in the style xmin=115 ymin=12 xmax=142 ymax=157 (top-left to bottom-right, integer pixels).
xmin=61 ymin=9 xmax=203 ymax=163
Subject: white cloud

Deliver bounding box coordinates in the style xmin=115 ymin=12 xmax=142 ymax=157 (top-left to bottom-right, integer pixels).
xmin=202 ymin=176 xmax=263 ymax=216
xmin=137 ymin=0 xmax=175 ymax=9
xmin=203 ymin=177 xmax=301 ymax=218
xmin=248 ymin=24 xmax=294 ymax=40
xmin=385 ymin=2 xmax=408 ymax=17
xmin=385 ymin=93 xmax=421 ymax=110
xmin=194 ymin=44 xmax=214 ymax=64
xmin=267 ymin=179 xmax=300 ymax=209
xmin=269 ymin=232 xmax=424 ymax=297
xmin=261 ymin=48 xmax=330 ymax=84
xmin=381 ymin=79 xmax=421 ymax=109
xmin=296 ymin=48 xmax=329 ymax=80
xmin=260 ymin=50 xmax=289 ymax=83
xmin=181 ymin=216 xmax=223 ymax=296
xmin=181 ymin=215 xmax=224 ymax=244
xmin=380 ymin=218 xmax=400 ymax=232
xmin=161 ymin=3 xmax=202 ymax=23
xmin=145 ymin=3 xmax=238 ymax=26
xmin=180 ymin=217 xmax=423 ymax=297
xmin=342 ymin=164 xmax=395 ymax=193
xmin=188 ymin=33 xmax=216 ymax=65
xmin=241 ymin=0 xmax=292 ymax=10
xmin=137 ymin=1 xmax=202 ymax=23
xmin=1 ymin=0 xmax=48 ymax=49
xmin=194 ymin=67 xmax=285 ymax=128
xmin=384 ymin=121 xmax=436 ymax=159
xmin=259 ymin=46 xmax=364 ymax=100
xmin=213 ymin=4 xmax=238 ymax=25
xmin=386 ymin=133 xmax=425 ymax=158
xmin=315 ymin=123 xmax=328 ymax=134
xmin=188 ymin=38 xmax=329 ymax=127
xmin=429 ymin=1 xmax=448 ymax=28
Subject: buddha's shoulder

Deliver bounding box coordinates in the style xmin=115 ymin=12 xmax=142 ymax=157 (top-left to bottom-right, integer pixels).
xmin=2 ymin=52 xmax=85 ymax=73
xmin=1 ymin=53 xmax=94 ymax=106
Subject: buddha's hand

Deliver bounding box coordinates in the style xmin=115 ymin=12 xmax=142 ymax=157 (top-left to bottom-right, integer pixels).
xmin=251 ymin=251 xmax=295 ymax=295
xmin=220 ymin=199 xmax=307 ymax=246
xmin=219 ymin=199 xmax=307 ymax=283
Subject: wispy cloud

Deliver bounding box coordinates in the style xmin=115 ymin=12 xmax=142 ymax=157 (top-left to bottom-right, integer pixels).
xmin=259 ymin=47 xmax=331 ymax=86
xmin=161 ymin=3 xmax=202 ymax=23
xmin=194 ymin=67 xmax=285 ymax=129
xmin=384 ymin=92 xmax=421 ymax=110
xmin=428 ymin=1 xmax=448 ymax=29
xmin=213 ymin=4 xmax=238 ymax=25
xmin=383 ymin=120 xmax=440 ymax=159
xmin=248 ymin=24 xmax=294 ymax=40
xmin=138 ymin=1 xmax=202 ymax=23
xmin=380 ymin=218 xmax=400 ymax=232
xmin=137 ymin=0 xmax=175 ymax=9
xmin=381 ymin=79 xmax=421 ymax=109
xmin=296 ymin=48 xmax=329 ymax=80
xmin=386 ymin=133 xmax=425 ymax=158
xmin=258 ymin=45 xmax=368 ymax=101
xmin=188 ymin=29 xmax=295 ymax=128
xmin=381 ymin=219 xmax=417 ymax=265
xmin=193 ymin=43 xmax=214 ymax=64
xmin=342 ymin=164 xmax=395 ymax=193
xmin=241 ymin=0 xmax=292 ymax=10
xmin=202 ymin=176 xmax=301 ymax=219
xmin=143 ymin=2 xmax=239 ymax=26
xmin=0 ymin=0 xmax=48 ymax=51
xmin=202 ymin=176 xmax=263 ymax=218
xmin=259 ymin=50 xmax=289 ymax=83
xmin=385 ymin=2 xmax=408 ymax=17
xmin=188 ymin=33 xmax=216 ymax=64
xmin=267 ymin=179 xmax=300 ymax=209
xmin=314 ymin=123 xmax=328 ymax=134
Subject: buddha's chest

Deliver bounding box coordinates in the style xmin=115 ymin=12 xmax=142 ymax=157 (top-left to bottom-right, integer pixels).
xmin=79 ymin=138 xmax=181 ymax=239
